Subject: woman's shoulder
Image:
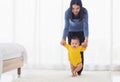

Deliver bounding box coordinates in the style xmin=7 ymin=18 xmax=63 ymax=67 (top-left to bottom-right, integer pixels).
xmin=83 ymin=7 xmax=88 ymax=14
xmin=65 ymin=8 xmax=71 ymax=16
xmin=65 ymin=8 xmax=70 ymax=12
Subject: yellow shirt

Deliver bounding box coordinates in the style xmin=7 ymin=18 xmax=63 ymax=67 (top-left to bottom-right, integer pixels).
xmin=64 ymin=43 xmax=86 ymax=67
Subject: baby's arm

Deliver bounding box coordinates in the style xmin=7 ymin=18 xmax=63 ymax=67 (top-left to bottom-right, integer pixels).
xmin=62 ymin=41 xmax=70 ymax=50
xmin=79 ymin=46 xmax=86 ymax=52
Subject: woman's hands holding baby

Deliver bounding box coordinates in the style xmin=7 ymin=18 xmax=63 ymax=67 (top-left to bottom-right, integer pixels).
xmin=81 ymin=37 xmax=88 ymax=48
xmin=60 ymin=39 xmax=66 ymax=46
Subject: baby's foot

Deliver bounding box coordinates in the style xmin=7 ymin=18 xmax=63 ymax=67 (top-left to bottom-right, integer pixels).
xmin=72 ymin=71 xmax=74 ymax=77
xmin=72 ymin=71 xmax=77 ymax=77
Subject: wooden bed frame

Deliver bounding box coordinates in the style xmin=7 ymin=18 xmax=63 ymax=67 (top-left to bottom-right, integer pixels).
xmin=2 ymin=57 xmax=24 ymax=77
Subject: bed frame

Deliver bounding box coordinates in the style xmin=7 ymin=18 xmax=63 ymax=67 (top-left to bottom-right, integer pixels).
xmin=2 ymin=57 xmax=24 ymax=77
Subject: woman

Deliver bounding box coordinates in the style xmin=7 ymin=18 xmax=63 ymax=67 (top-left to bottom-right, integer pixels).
xmin=61 ymin=0 xmax=89 ymax=75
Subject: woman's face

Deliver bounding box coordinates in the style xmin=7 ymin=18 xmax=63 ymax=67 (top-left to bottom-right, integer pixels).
xmin=72 ymin=4 xmax=80 ymax=16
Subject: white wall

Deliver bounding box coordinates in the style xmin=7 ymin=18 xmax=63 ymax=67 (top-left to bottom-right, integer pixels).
xmin=0 ymin=0 xmax=120 ymax=70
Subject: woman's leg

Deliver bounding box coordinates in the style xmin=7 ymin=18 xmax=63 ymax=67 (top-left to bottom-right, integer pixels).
xmin=77 ymin=32 xmax=85 ymax=75
xmin=77 ymin=52 xmax=84 ymax=75
xmin=68 ymin=32 xmax=73 ymax=44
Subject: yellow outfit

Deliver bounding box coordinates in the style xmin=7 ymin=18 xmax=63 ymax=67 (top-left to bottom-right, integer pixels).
xmin=64 ymin=43 xmax=85 ymax=67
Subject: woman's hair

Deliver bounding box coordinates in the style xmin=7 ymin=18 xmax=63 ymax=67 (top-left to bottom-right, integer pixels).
xmin=70 ymin=0 xmax=84 ymax=21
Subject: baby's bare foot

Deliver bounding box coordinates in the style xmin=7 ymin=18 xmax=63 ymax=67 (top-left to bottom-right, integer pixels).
xmin=72 ymin=71 xmax=77 ymax=77
xmin=72 ymin=71 xmax=74 ymax=77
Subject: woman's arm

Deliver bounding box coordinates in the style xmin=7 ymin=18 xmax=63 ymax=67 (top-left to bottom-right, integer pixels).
xmin=82 ymin=8 xmax=89 ymax=48
xmin=83 ymin=8 xmax=89 ymax=37
xmin=61 ymin=9 xmax=70 ymax=45
xmin=62 ymin=9 xmax=70 ymax=40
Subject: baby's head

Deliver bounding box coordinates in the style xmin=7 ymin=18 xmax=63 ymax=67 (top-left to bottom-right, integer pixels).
xmin=70 ymin=37 xmax=80 ymax=48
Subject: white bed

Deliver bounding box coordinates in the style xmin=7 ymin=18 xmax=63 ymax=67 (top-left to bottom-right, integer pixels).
xmin=0 ymin=43 xmax=27 ymax=77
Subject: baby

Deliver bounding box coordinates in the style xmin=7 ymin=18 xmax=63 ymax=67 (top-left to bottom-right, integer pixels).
xmin=62 ymin=37 xmax=86 ymax=77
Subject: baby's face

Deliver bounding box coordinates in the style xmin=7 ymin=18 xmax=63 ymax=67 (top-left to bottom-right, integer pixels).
xmin=71 ymin=39 xmax=80 ymax=48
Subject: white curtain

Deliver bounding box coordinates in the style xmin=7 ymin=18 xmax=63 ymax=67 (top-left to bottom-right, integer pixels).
xmin=83 ymin=0 xmax=111 ymax=70
xmin=0 ymin=0 xmax=120 ymax=70
xmin=0 ymin=0 xmax=13 ymax=42
xmin=112 ymin=0 xmax=120 ymax=70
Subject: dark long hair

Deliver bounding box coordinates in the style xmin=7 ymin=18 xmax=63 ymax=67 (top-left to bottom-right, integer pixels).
xmin=70 ymin=0 xmax=84 ymax=21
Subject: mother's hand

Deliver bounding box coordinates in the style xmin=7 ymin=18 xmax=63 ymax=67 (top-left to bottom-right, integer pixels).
xmin=81 ymin=41 xmax=88 ymax=48
xmin=60 ymin=39 xmax=66 ymax=46
xmin=81 ymin=37 xmax=88 ymax=48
